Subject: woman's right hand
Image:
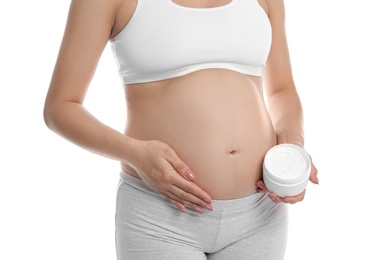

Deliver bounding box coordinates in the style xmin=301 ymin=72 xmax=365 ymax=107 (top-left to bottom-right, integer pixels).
xmin=128 ymin=140 xmax=213 ymax=214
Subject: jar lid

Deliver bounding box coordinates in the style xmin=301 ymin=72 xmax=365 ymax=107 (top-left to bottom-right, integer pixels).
xmin=263 ymin=144 xmax=310 ymax=184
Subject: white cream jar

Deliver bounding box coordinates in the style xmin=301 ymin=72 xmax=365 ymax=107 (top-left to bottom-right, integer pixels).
xmin=263 ymin=144 xmax=311 ymax=197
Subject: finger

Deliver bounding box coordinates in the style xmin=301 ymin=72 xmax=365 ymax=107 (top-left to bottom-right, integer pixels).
xmin=268 ymin=192 xmax=304 ymax=204
xmin=155 ymin=169 xmax=213 ymax=210
xmin=282 ymin=190 xmax=306 ymax=204
xmin=164 ymin=149 xmax=196 ymax=181
xmin=307 ymin=155 xmax=319 ymax=185
xmin=168 ymin=170 xmax=212 ymax=204
xmin=169 ymin=182 xmax=213 ymax=210
xmin=309 ymin=161 xmax=319 ymax=184
xmin=160 ymin=147 xmax=213 ymax=204
xmin=166 ymin=190 xmax=206 ymax=214
xmin=161 ymin=193 xmax=187 ymax=213
xmin=256 ymin=180 xmax=269 ymax=193
xmin=154 ymin=166 xmax=212 ymax=208
xmin=268 ymin=192 xmax=283 ymax=203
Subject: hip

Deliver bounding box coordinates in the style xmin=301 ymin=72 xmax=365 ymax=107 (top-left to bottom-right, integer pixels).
xmin=116 ymin=174 xmax=288 ymax=257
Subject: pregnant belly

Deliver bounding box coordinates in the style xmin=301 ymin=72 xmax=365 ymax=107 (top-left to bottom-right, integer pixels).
xmin=123 ymin=70 xmax=277 ymax=199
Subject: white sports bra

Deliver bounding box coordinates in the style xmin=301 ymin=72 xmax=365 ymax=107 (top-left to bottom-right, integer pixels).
xmin=110 ymin=0 xmax=271 ymax=84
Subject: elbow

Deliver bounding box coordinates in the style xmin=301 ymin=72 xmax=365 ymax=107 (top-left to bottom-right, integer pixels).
xmin=43 ymin=101 xmax=54 ymax=130
xmin=43 ymin=98 xmax=82 ymax=135
xmin=43 ymin=98 xmax=59 ymax=131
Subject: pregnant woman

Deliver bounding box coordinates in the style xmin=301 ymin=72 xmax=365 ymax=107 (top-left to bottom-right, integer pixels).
xmin=44 ymin=0 xmax=318 ymax=259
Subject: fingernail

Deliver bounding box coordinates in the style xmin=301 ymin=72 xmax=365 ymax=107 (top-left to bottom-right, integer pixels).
xmin=179 ymin=204 xmax=186 ymax=213
xmin=194 ymin=206 xmax=203 ymax=214
xmin=204 ymin=198 xmax=212 ymax=204
xmin=205 ymin=204 xmax=213 ymax=211
xmin=257 ymin=182 xmax=265 ymax=190
xmin=314 ymin=175 xmax=320 ymax=185
xmin=268 ymin=194 xmax=276 ymax=201
xmin=186 ymin=172 xmax=195 ymax=181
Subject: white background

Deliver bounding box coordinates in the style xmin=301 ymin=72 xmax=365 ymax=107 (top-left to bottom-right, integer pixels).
xmin=1 ymin=0 xmax=390 ymax=259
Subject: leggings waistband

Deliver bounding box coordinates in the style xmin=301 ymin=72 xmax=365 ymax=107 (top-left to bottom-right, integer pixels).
xmin=119 ymin=170 xmax=266 ymax=212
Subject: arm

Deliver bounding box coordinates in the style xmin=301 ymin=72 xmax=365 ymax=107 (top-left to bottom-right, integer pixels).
xmin=44 ymin=0 xmax=124 ymax=158
xmin=263 ymin=0 xmax=303 ymax=146
xmin=257 ymin=0 xmax=318 ymax=203
xmin=44 ymin=0 xmax=212 ymax=213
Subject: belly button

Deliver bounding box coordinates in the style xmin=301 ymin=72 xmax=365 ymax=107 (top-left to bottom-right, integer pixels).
xmin=229 ymin=149 xmax=237 ymax=155
xmin=226 ymin=147 xmax=240 ymax=156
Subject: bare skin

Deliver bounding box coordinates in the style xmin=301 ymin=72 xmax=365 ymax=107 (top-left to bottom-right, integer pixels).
xmin=44 ymin=0 xmax=318 ymax=214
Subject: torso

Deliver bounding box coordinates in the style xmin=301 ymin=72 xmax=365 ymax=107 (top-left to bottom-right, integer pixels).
xmin=114 ymin=0 xmax=275 ymax=200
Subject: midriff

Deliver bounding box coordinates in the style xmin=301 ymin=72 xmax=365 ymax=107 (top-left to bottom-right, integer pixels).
xmin=121 ymin=69 xmax=276 ymax=199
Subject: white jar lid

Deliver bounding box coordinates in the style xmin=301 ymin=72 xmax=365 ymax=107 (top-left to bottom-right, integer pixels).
xmin=263 ymin=144 xmax=310 ymax=185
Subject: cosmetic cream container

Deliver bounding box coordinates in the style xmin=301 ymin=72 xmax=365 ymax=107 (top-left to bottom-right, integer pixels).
xmin=263 ymin=144 xmax=311 ymax=197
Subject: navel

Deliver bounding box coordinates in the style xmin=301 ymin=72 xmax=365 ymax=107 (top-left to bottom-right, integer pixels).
xmin=226 ymin=146 xmax=240 ymax=156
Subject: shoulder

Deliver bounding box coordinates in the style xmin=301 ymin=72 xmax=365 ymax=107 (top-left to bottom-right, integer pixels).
xmin=264 ymin=0 xmax=286 ymax=18
xmin=111 ymin=0 xmax=138 ymax=38
xmin=66 ymin=0 xmax=120 ymax=27
xmin=264 ymin=0 xmax=285 ymax=8
xmin=69 ymin=0 xmax=121 ymax=13
xmin=257 ymin=0 xmax=269 ymax=14
xmin=68 ymin=0 xmax=137 ymax=39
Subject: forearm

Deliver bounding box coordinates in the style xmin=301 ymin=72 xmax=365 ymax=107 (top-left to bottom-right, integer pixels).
xmin=43 ymin=100 xmax=137 ymax=164
xmin=267 ymin=87 xmax=305 ymax=147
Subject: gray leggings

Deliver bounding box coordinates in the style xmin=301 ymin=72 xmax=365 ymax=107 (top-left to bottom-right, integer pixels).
xmin=116 ymin=171 xmax=289 ymax=260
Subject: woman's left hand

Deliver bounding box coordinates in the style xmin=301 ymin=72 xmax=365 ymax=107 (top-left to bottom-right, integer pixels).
xmin=256 ymin=157 xmax=318 ymax=204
